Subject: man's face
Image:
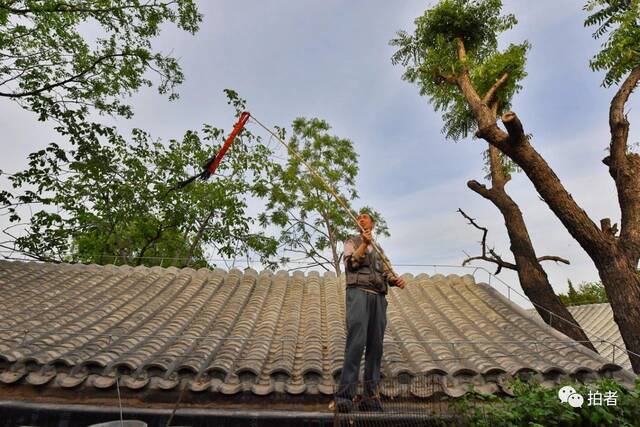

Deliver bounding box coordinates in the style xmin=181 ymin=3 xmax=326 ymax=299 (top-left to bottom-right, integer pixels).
xmin=357 ymin=214 xmax=374 ymax=231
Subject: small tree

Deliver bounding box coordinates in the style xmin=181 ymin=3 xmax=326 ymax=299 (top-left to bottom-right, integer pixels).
xmin=559 ymin=280 xmax=609 ymax=307
xmin=392 ymin=0 xmax=640 ymax=372
xmin=262 ymin=117 xmax=389 ymax=275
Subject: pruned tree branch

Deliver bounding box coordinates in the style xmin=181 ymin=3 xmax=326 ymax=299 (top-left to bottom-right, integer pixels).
xmin=466 ymin=180 xmax=493 ymax=199
xmin=501 ymin=111 xmax=525 ymax=143
xmin=601 ymin=217 xmax=619 ymax=237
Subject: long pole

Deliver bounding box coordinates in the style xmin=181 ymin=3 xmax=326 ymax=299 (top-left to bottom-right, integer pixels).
xmin=249 ymin=113 xmax=398 ymax=279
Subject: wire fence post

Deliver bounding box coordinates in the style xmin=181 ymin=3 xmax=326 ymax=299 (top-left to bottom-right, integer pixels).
xmin=612 ymin=343 xmax=616 ymax=364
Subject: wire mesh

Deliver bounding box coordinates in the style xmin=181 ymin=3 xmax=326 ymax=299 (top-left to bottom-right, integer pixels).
xmin=330 ymin=376 xmax=469 ymax=426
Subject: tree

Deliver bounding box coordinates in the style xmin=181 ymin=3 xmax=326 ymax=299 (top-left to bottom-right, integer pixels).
xmin=0 ymin=0 xmax=201 ymax=128
xmin=392 ymin=0 xmax=596 ymax=352
xmin=392 ymin=0 xmax=640 ymax=373
xmin=261 ymin=117 xmax=389 ymax=275
xmin=558 ymin=280 xmax=608 ymax=307
xmin=0 ymin=90 xmax=279 ymax=268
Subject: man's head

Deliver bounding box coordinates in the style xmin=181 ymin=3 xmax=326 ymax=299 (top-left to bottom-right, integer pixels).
xmin=357 ymin=212 xmax=374 ymax=232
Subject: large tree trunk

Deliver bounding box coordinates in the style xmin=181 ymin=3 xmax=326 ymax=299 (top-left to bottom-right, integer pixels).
xmin=495 ymin=192 xmax=596 ymax=353
xmin=451 ymin=39 xmax=640 ymax=372
xmin=598 ymin=255 xmax=640 ymax=370
xmin=468 ymin=145 xmax=596 ymax=352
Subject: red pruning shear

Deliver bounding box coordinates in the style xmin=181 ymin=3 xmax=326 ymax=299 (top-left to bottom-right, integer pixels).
xmin=169 ymin=112 xmax=251 ymax=191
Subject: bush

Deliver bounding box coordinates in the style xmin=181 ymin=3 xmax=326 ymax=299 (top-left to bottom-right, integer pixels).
xmin=454 ymin=377 xmax=640 ymax=426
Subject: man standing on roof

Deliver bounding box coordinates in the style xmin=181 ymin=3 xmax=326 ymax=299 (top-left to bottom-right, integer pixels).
xmin=334 ymin=212 xmax=406 ymax=413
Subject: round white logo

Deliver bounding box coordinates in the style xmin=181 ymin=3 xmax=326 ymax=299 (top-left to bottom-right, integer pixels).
xmin=558 ymin=385 xmax=576 ymax=403
xmin=567 ymin=393 xmax=584 ymax=408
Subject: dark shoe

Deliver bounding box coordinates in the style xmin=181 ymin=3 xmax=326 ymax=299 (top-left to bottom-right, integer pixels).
xmin=358 ymin=397 xmax=384 ymax=412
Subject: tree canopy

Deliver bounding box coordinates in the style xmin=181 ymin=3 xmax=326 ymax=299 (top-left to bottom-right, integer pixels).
xmin=585 ymin=0 xmax=640 ymax=86
xmin=0 ymin=90 xmax=279 ymax=268
xmin=390 ymin=0 xmax=529 ymax=140
xmin=0 ymin=0 xmax=201 ymax=128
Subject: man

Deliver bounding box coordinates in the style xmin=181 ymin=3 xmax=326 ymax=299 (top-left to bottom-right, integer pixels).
xmin=334 ymin=212 xmax=406 ymax=413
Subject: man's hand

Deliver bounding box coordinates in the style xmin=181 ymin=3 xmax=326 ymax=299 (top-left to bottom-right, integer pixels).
xmin=361 ymin=228 xmax=372 ymax=245
xmin=391 ymin=276 xmax=406 ymax=289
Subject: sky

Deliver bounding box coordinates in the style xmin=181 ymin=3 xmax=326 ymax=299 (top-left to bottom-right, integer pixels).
xmin=1 ymin=0 xmax=637 ymax=309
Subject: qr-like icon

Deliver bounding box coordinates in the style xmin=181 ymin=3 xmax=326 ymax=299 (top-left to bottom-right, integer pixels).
xmin=558 ymin=386 xmax=617 ymax=407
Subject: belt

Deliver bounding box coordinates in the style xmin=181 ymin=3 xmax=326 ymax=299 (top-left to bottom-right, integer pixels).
xmin=355 ymin=287 xmax=383 ymax=295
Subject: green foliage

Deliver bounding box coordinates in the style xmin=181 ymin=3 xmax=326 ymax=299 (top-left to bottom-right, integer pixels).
xmin=1 ymin=91 xmax=279 ymax=268
xmin=481 ymin=147 xmax=522 ymax=181
xmin=559 ymin=279 xmax=609 ymax=306
xmin=456 ymin=377 xmax=640 ymax=426
xmin=261 ymin=117 xmax=389 ymax=274
xmin=0 ymin=1 xmax=201 ymax=128
xmin=390 ymin=0 xmax=529 ymax=140
xmin=584 ymin=0 xmax=640 ymax=86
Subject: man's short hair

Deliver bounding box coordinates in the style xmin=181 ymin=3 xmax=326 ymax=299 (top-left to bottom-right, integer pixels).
xmin=357 ymin=211 xmax=375 ymax=224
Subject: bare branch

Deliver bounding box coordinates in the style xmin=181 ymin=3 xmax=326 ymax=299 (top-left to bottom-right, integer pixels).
xmin=536 ymin=255 xmax=570 ymax=265
xmin=455 ymin=38 xmax=467 ymax=64
xmin=0 ymin=52 xmax=133 ymax=98
xmin=458 ymin=208 xmax=517 ymax=274
xmin=466 ymin=180 xmax=493 ymax=199
xmin=0 ymin=2 xmax=176 ymax=16
xmin=457 ymin=208 xmax=488 ymax=256
xmin=610 ymin=65 xmax=640 ymax=165
xmin=482 ymin=72 xmax=509 ymax=104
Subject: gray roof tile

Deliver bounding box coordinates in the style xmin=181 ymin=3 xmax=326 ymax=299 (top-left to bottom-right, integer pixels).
xmin=527 ymin=302 xmax=632 ymax=371
xmin=0 ymin=260 xmax=635 ymax=403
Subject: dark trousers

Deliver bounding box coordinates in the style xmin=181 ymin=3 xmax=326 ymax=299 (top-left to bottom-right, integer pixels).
xmin=336 ymin=286 xmax=388 ymax=402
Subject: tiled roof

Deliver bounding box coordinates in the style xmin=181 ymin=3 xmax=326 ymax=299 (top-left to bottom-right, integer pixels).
xmin=527 ymin=303 xmax=632 ymax=371
xmin=0 ymin=260 xmax=635 ymax=404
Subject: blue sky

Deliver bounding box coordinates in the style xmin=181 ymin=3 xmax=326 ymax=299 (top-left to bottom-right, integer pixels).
xmin=1 ymin=0 xmax=637 ymax=308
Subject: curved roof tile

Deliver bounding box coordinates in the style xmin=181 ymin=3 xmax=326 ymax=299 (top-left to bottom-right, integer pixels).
xmin=0 ymin=260 xmax=635 ymax=403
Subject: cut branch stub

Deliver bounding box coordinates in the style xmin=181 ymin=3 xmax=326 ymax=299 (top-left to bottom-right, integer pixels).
xmin=600 ymin=218 xmax=619 ymax=237
xmin=501 ymin=111 xmax=525 ymax=142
